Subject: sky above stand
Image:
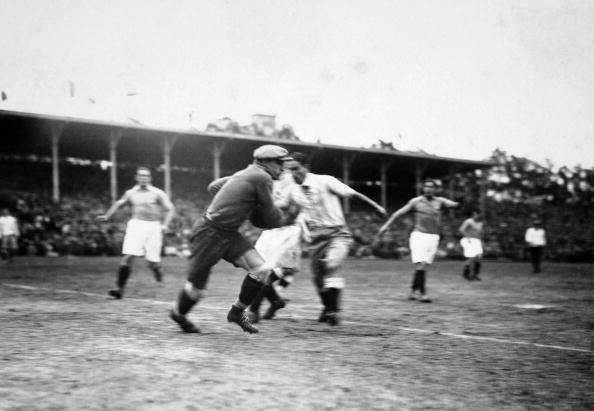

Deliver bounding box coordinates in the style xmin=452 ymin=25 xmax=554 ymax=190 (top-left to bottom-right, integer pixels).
xmin=1 ymin=0 xmax=593 ymax=168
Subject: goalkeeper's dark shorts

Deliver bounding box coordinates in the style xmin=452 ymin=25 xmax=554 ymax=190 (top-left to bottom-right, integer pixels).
xmin=186 ymin=217 xmax=252 ymax=288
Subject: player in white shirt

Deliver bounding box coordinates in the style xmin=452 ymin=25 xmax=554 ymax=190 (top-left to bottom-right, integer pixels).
xmin=459 ymin=210 xmax=484 ymax=281
xmin=283 ymin=153 xmax=386 ymax=326
xmin=0 ymin=208 xmax=20 ymax=263
xmin=97 ymin=167 xmax=175 ymax=299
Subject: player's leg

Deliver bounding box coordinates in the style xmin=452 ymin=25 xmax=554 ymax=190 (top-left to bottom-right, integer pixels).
xmin=109 ymin=219 xmax=144 ymax=299
xmin=310 ymin=256 xmax=329 ymax=321
xmin=109 ymin=254 xmax=135 ymax=299
xmin=529 ymin=247 xmax=538 ymax=273
xmin=145 ymin=223 xmax=164 ymax=282
xmin=170 ymin=223 xmax=223 ymax=333
xmin=0 ymin=237 xmax=6 ymax=262
xmin=409 ymin=232 xmax=426 ymax=299
xmin=533 ymin=246 xmax=543 ymax=273
xmin=461 ymin=238 xmax=472 ymax=280
xmin=9 ymin=236 xmax=18 ymax=263
xmin=247 ymin=283 xmax=267 ymax=323
xmin=262 ymin=268 xmax=295 ymax=320
xmin=229 ymin=247 xmax=277 ymax=334
xmin=317 ymin=234 xmax=352 ymax=326
xmin=469 ymin=239 xmax=483 ymax=280
xmin=3 ymin=236 xmax=13 ymax=263
xmin=419 ymin=234 xmax=439 ymax=302
xmin=471 ymin=257 xmax=482 ymax=280
xmin=411 ymin=261 xmax=428 ymax=300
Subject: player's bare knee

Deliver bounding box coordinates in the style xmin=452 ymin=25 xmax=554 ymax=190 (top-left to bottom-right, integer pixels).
xmin=324 ymin=259 xmax=341 ymax=271
xmin=121 ymin=255 xmax=134 ymax=266
xmin=184 ymin=281 xmax=205 ymax=301
xmin=248 ymin=263 xmax=275 ymax=283
xmin=323 ymin=277 xmax=345 ymax=290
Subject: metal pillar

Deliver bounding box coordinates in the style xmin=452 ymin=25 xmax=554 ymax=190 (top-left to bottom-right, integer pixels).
xmin=212 ymin=140 xmax=228 ymax=180
xmin=50 ymin=122 xmax=65 ymax=203
xmin=479 ymin=169 xmax=487 ymax=218
xmin=109 ymin=129 xmax=122 ymax=203
xmin=379 ymin=159 xmax=392 ymax=210
xmin=342 ymin=153 xmax=355 ymax=213
xmin=415 ymin=162 xmax=423 ymax=196
xmin=163 ymin=135 xmax=178 ymax=198
xmin=448 ymin=165 xmax=457 ymax=218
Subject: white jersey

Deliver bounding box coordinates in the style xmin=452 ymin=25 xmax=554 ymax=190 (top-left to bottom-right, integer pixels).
xmin=0 ymin=215 xmax=19 ymax=236
xmin=525 ymin=227 xmax=546 ymax=247
xmin=287 ymin=173 xmax=356 ymax=229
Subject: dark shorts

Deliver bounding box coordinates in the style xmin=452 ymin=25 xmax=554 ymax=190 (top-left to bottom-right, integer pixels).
xmin=186 ymin=218 xmax=253 ymax=288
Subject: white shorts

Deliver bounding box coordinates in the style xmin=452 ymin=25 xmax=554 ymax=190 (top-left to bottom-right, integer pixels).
xmin=409 ymin=231 xmax=440 ymax=264
xmin=122 ymin=219 xmax=163 ymax=262
xmin=460 ymin=237 xmax=483 ymax=258
xmin=255 ymin=224 xmax=302 ymax=271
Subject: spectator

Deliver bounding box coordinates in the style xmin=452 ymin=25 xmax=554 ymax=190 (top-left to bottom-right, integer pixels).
xmin=525 ymin=218 xmax=546 ymax=273
xmin=0 ymin=208 xmax=20 ymax=263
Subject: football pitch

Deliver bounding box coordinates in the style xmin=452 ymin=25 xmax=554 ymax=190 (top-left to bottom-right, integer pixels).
xmin=1 ymin=256 xmax=593 ymax=410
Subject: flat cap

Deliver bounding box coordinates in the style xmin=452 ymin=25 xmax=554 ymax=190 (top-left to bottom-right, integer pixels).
xmin=253 ymin=144 xmax=291 ymax=160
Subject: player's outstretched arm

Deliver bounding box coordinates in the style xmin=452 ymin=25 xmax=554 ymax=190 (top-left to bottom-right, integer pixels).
xmin=377 ymin=203 xmax=410 ymax=235
xmin=440 ymin=197 xmax=460 ymax=208
xmin=351 ymin=192 xmax=387 ymax=217
xmin=96 ymin=195 xmax=128 ymax=222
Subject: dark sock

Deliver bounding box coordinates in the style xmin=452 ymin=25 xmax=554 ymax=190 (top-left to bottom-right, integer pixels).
xmin=266 ymin=284 xmax=283 ymax=305
xmin=152 ymin=265 xmax=163 ymax=278
xmin=237 ymin=275 xmax=264 ymax=306
xmin=463 ymin=265 xmax=470 ymax=278
xmin=250 ymin=286 xmax=266 ymax=313
xmin=116 ymin=265 xmax=130 ymax=289
xmin=176 ymin=288 xmax=199 ymax=315
xmin=319 ymin=289 xmax=330 ymax=309
xmin=416 ymin=270 xmax=426 ymax=294
xmin=412 ymin=270 xmax=425 ymax=291
xmin=473 ymin=261 xmax=482 ymax=276
xmin=325 ymin=288 xmax=341 ymax=312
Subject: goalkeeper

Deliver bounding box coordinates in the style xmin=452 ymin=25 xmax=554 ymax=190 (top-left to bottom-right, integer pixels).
xmin=169 ymin=145 xmax=293 ymax=334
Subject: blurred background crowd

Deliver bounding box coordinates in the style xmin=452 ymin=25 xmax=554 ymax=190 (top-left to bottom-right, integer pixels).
xmin=1 ymin=147 xmax=592 ymax=262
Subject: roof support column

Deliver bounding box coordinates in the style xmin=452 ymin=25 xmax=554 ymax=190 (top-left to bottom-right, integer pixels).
xmin=448 ymin=165 xmax=457 ymax=219
xmin=212 ymin=140 xmax=228 ymax=180
xmin=479 ymin=169 xmax=487 ymax=218
xmin=379 ymin=158 xmax=393 ymax=210
xmin=342 ymin=153 xmax=355 ymax=214
xmin=163 ymin=135 xmax=178 ymax=198
xmin=415 ymin=161 xmax=423 ymax=196
xmin=109 ymin=129 xmax=122 ymax=203
xmin=50 ymin=122 xmax=65 ymax=203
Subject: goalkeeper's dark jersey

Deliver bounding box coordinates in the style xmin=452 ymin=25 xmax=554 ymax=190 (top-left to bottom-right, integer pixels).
xmin=205 ymin=164 xmax=282 ymax=230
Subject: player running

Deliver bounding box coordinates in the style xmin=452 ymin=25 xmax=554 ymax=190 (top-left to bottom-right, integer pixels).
xmin=459 ymin=210 xmax=484 ymax=281
xmin=97 ymin=167 xmax=175 ymax=299
xmin=168 ymin=145 xmax=295 ymax=334
xmin=378 ymin=178 xmax=459 ymax=302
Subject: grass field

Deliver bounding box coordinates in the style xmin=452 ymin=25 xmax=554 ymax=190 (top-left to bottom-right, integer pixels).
xmin=1 ymin=256 xmax=593 ymax=410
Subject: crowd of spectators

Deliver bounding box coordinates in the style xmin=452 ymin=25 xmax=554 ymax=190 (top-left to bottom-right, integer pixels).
xmin=1 ymin=158 xmax=592 ymax=262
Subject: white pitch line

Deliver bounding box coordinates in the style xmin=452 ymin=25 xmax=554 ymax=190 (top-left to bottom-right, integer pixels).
xmin=3 ymin=283 xmax=592 ymax=354
xmin=2 ymin=283 xmax=214 ymax=309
